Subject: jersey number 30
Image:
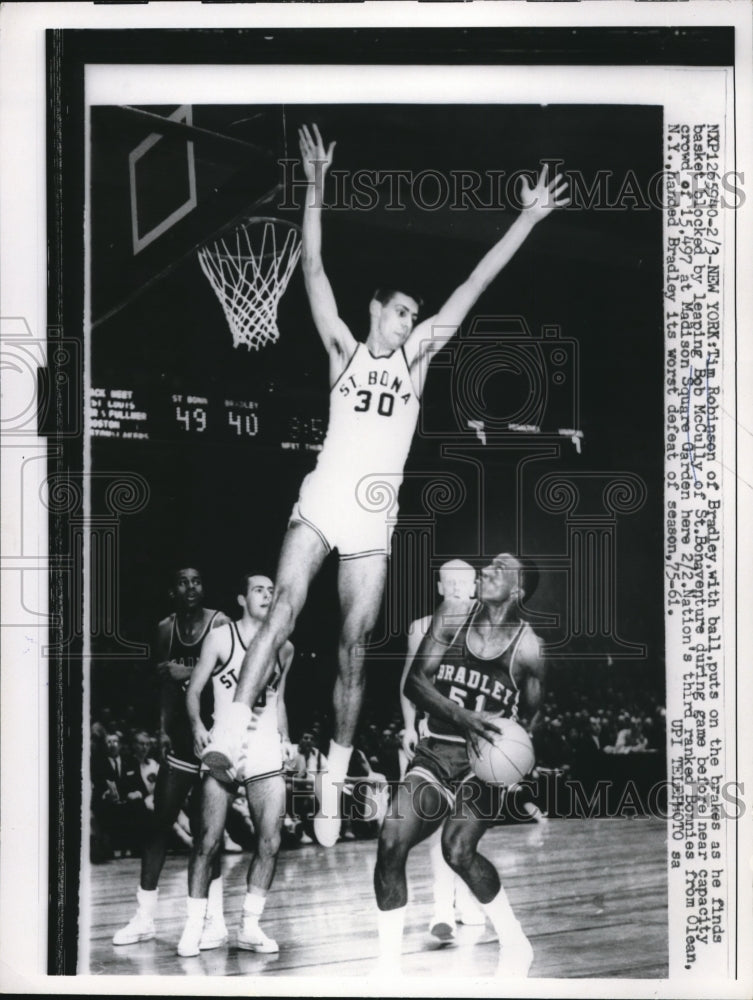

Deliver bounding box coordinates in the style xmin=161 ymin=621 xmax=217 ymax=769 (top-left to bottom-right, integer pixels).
xmin=353 ymin=390 xmax=394 ymax=417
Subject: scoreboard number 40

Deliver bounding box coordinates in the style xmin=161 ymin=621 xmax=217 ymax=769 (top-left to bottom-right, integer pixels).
xmin=227 ymin=410 xmax=259 ymax=437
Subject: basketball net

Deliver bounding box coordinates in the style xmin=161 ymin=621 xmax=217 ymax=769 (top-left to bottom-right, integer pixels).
xmin=198 ymin=217 xmax=302 ymax=350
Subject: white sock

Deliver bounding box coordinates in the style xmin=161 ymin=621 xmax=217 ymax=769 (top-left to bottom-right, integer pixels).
xmin=482 ymin=886 xmax=523 ymax=940
xmin=376 ymin=905 xmax=406 ymax=961
xmin=327 ymin=740 xmax=352 ymax=783
xmin=136 ymin=886 xmax=158 ymax=916
xmin=243 ymin=890 xmax=266 ymax=925
xmin=186 ymin=896 xmax=208 ymax=922
xmin=455 ymin=877 xmax=482 ymax=914
xmin=428 ymin=834 xmax=454 ymax=920
xmin=207 ymin=875 xmax=223 ymax=919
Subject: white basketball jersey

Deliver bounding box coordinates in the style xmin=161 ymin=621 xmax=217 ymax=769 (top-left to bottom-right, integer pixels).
xmin=313 ymin=343 xmax=420 ymax=488
xmin=212 ymin=622 xmax=281 ymax=728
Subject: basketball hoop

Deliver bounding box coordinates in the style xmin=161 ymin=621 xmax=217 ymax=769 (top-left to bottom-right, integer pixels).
xmin=198 ymin=216 xmax=301 ymax=350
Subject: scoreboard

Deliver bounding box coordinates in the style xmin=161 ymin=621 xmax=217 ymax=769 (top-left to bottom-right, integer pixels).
xmin=89 ymin=385 xmax=326 ymax=452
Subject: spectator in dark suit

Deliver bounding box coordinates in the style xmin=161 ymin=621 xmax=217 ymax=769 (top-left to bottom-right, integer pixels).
xmin=123 ymin=731 xmax=159 ymax=803
xmin=91 ymin=733 xmax=132 ymax=857
xmin=121 ymin=731 xmax=160 ymax=854
xmin=92 ymin=733 xmax=129 ymax=798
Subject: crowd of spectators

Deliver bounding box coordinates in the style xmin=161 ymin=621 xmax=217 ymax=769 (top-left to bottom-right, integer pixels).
xmin=90 ymin=720 xmax=188 ymax=861
xmin=90 ymin=662 xmax=666 ymax=860
xmin=532 ymin=665 xmax=666 ymax=774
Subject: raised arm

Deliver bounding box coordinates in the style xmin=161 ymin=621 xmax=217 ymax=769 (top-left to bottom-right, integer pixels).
xmin=298 ymin=124 xmax=357 ymax=373
xmin=404 ymin=165 xmax=570 ymax=375
xmin=185 ymin=626 xmax=226 ymax=756
xmin=404 ymin=599 xmax=505 ymax=753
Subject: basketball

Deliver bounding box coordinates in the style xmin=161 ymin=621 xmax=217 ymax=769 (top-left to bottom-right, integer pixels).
xmin=467 ymin=718 xmax=535 ymax=787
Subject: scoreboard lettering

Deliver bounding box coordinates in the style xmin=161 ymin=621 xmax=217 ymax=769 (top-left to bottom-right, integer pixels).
xmin=89 ymin=386 xmax=324 ymax=451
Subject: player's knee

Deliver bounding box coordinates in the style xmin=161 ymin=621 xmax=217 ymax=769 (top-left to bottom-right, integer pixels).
xmin=376 ymin=820 xmax=409 ymax=868
xmin=257 ymin=829 xmax=281 ymax=859
xmin=341 ymin=600 xmax=380 ymax=646
xmin=196 ymin=831 xmax=221 ymax=862
xmin=338 ymin=628 xmax=371 ymax=669
xmin=441 ymin=830 xmax=474 ymax=874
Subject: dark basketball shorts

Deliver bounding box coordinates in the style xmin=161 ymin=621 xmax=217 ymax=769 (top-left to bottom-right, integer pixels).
xmin=407 ymin=736 xmax=506 ymax=820
xmin=165 ymin=752 xmax=201 ymax=777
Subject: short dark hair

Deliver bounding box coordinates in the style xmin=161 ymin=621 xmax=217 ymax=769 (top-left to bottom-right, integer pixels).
xmin=237 ymin=572 xmax=273 ymax=597
xmin=372 ymin=287 xmax=424 ymax=311
xmin=172 ymin=566 xmax=202 ymax=586
xmin=238 ymin=572 xmax=257 ymax=597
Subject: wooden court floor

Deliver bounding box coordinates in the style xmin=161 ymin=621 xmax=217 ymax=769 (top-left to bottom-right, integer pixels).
xmin=85 ymin=817 xmax=668 ymax=980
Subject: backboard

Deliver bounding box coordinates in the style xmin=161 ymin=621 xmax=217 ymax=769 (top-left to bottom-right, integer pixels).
xmin=91 ymin=104 xmax=286 ymax=327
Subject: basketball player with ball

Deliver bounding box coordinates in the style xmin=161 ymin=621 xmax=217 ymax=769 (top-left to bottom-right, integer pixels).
xmin=399 ymin=559 xmax=486 ymax=940
xmin=374 ymin=553 xmax=545 ymax=977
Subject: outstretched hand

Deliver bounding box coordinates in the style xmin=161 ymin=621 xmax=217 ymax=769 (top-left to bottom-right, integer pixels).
xmin=457 ymin=709 xmax=504 ymax=756
xmin=298 ymin=123 xmax=336 ymax=185
xmin=519 ymin=164 xmax=570 ymax=223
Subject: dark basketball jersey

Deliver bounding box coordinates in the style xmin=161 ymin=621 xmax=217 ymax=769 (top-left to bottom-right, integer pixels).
xmin=162 ymin=610 xmax=220 ymax=762
xmin=425 ymin=603 xmax=526 ymax=743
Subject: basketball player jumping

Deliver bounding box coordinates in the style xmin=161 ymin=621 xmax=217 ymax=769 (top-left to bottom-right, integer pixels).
xmin=400 ymin=559 xmax=486 ymax=940
xmin=203 ymin=124 xmax=568 ymax=847
xmin=114 ymin=567 xmax=230 ymax=947
xmin=177 ymin=574 xmax=293 ymax=958
xmin=374 ymin=554 xmax=545 ymax=977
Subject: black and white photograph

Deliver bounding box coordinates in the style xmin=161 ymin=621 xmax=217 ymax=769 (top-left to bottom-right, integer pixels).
xmin=0 ymin=3 xmax=751 ymax=996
